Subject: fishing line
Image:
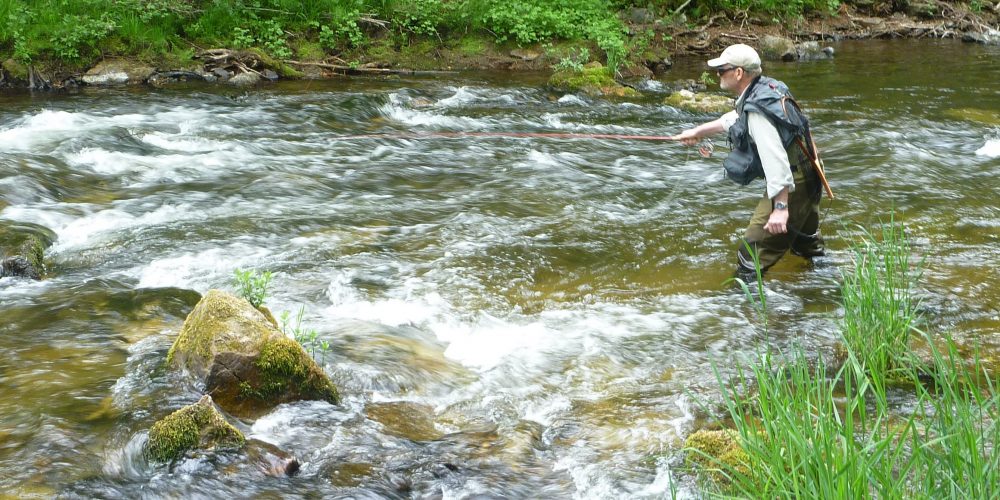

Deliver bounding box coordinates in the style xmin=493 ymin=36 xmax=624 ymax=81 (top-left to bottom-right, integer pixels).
xmin=334 ymin=131 xmax=683 ymax=141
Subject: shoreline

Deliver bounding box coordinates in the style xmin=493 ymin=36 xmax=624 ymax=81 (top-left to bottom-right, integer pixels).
xmin=1 ymin=5 xmax=996 ymax=92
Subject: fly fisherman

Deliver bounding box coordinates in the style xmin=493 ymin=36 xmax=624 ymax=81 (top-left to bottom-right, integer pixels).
xmin=669 ymin=44 xmax=825 ymax=281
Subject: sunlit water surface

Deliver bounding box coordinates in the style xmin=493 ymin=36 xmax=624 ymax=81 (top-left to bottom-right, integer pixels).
xmin=1 ymin=40 xmax=998 ymax=498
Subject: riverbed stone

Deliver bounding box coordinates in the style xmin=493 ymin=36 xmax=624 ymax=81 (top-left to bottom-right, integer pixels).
xmin=146 ymin=395 xmax=245 ymax=462
xmin=82 ymin=60 xmax=155 ymax=85
xmin=664 ymin=89 xmax=732 ymax=114
xmin=166 ymin=289 xmax=339 ymax=418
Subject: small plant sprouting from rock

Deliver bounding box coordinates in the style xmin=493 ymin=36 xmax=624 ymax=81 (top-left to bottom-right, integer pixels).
xmin=280 ymin=306 xmax=331 ymax=363
xmin=699 ymin=71 xmax=716 ymax=86
xmin=233 ymin=268 xmax=272 ymax=308
xmin=552 ymin=47 xmax=590 ymax=73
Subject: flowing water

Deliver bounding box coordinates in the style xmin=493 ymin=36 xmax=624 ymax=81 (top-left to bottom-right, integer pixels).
xmin=1 ymin=40 xmax=998 ymax=498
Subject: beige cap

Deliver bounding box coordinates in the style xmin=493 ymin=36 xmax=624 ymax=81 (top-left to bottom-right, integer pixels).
xmin=707 ymin=44 xmax=761 ymax=69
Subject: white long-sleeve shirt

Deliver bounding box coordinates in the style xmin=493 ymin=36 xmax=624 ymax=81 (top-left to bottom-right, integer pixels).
xmin=721 ymin=96 xmax=796 ymax=200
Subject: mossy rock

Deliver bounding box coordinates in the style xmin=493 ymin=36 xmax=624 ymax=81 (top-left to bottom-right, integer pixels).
xmin=167 ymin=289 xmax=339 ymax=418
xmin=2 ymin=58 xmax=29 ymax=81
xmin=664 ymin=90 xmax=732 ymax=114
xmin=684 ymin=429 xmax=750 ymax=482
xmin=0 ymin=223 xmax=54 ymax=280
xmin=146 ymin=395 xmax=245 ymax=462
xmin=548 ymin=62 xmax=639 ymax=98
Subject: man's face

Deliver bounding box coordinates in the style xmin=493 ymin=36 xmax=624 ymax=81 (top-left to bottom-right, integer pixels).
xmin=716 ymin=65 xmax=742 ymax=92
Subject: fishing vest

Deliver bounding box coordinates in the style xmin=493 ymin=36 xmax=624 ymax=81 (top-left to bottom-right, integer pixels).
xmin=723 ymin=76 xmax=810 ymax=186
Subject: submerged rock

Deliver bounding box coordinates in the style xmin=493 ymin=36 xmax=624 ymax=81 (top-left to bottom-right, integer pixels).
xmin=146 ymin=395 xmax=245 ymax=462
xmin=366 ymin=401 xmax=443 ymax=441
xmin=548 ymin=62 xmax=639 ymax=98
xmin=167 ymin=289 xmax=339 ymax=418
xmin=664 ymin=89 xmax=732 ymax=114
xmin=247 ymin=439 xmax=301 ymax=477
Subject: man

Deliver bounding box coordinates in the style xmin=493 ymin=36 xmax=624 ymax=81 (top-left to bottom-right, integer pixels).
xmin=669 ymin=44 xmax=825 ymax=280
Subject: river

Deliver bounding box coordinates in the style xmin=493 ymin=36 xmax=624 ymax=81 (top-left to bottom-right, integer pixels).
xmin=1 ymin=39 xmax=998 ymax=498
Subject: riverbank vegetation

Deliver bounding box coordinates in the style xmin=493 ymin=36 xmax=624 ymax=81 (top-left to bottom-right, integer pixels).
xmin=689 ymin=219 xmax=1000 ymax=497
xmin=2 ymin=0 xmax=996 ymax=82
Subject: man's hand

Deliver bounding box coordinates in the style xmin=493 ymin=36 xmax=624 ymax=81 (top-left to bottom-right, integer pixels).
xmin=764 ymin=208 xmax=789 ymax=234
xmin=669 ymin=129 xmax=700 ymax=146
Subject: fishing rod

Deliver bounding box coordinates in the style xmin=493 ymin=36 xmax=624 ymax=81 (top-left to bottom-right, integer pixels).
xmin=336 ymin=131 xmax=680 ymax=141
xmin=336 ymin=131 xmax=724 ymax=158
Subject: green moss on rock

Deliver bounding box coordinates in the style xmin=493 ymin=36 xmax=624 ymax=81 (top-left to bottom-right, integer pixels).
xmin=19 ymin=236 xmax=45 ymax=275
xmin=167 ymin=289 xmax=273 ymax=370
xmin=167 ymin=289 xmax=339 ymax=418
xmin=2 ymin=58 xmax=29 ymax=81
xmin=684 ymin=428 xmax=750 ymax=481
xmin=549 ymin=62 xmax=638 ymax=98
xmin=146 ymin=395 xmax=245 ymax=462
xmin=664 ymin=90 xmax=732 ymax=114
xmin=248 ymin=336 xmax=339 ymax=404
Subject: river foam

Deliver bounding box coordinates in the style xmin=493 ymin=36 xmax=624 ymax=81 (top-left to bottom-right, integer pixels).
xmin=977 ymin=138 xmax=1000 ymax=158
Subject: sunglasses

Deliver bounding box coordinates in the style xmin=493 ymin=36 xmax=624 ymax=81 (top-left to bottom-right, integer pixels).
xmin=716 ymin=66 xmax=739 ymax=76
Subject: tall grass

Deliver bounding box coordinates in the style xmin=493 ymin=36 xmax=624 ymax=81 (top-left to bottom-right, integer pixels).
xmin=841 ymin=215 xmax=923 ymax=381
xmin=694 ymin=217 xmax=1000 ymax=498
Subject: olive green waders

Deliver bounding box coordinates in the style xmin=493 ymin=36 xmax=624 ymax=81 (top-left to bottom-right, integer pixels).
xmin=737 ymin=161 xmax=825 ymax=276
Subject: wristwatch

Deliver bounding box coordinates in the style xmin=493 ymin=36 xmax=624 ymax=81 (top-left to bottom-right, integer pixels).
xmin=774 ymin=201 xmax=788 ymax=210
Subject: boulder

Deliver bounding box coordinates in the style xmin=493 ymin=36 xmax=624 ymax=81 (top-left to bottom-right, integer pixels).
xmin=146 ymin=395 xmax=245 ymax=462
xmin=760 ymin=35 xmax=798 ymax=62
xmin=664 ymin=89 xmax=732 ymax=114
xmin=166 ymin=289 xmax=339 ymax=418
xmin=963 ymin=29 xmax=1000 ymax=46
xmin=0 ymin=223 xmax=53 ymax=280
xmin=228 ymin=71 xmax=261 ymax=87
xmin=548 ymin=62 xmax=639 ymax=98
xmin=82 ymin=60 xmax=155 ymax=86
xmin=796 ymin=41 xmax=835 ymax=61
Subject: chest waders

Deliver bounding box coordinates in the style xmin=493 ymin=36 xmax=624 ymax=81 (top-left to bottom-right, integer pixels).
xmin=725 ymin=76 xmax=828 ymax=279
